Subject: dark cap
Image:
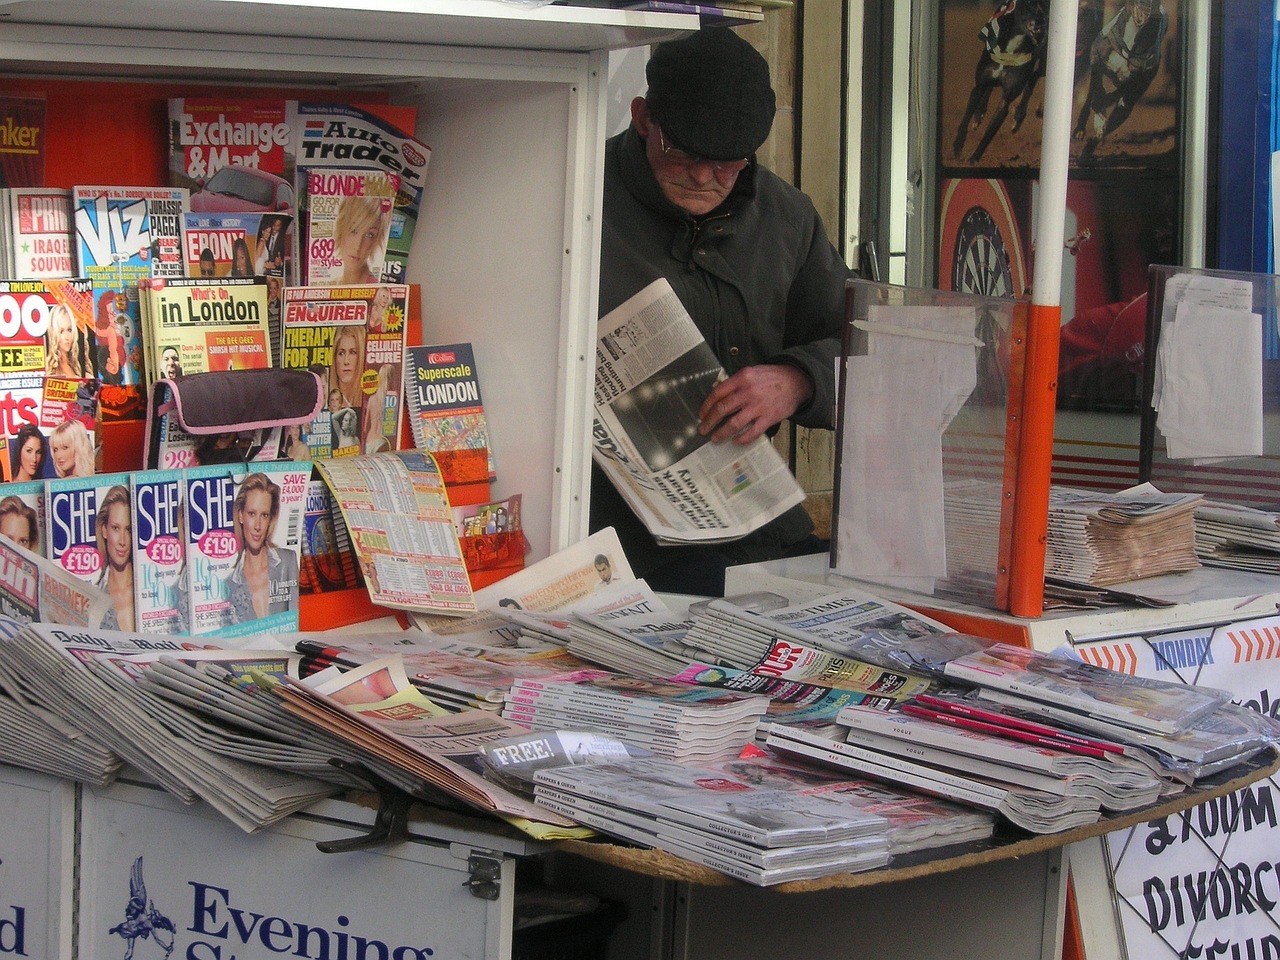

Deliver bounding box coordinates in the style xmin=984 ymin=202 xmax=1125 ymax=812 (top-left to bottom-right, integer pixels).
xmin=645 ymin=28 xmax=776 ymax=161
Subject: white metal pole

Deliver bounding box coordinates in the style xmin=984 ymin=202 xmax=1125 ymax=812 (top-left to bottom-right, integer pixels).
xmin=1032 ymin=0 xmax=1080 ymax=307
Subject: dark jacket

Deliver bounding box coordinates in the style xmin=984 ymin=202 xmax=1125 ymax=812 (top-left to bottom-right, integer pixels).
xmin=591 ymin=125 xmax=855 ymax=577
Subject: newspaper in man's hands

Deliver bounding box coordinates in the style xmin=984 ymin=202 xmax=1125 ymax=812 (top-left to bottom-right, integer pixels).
xmin=592 ymin=279 xmax=805 ymax=545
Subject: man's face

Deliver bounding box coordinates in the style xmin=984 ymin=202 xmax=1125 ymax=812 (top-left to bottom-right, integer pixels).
xmin=162 ymin=349 xmax=181 ymax=379
xmin=595 ymin=559 xmax=612 ymax=583
xmin=633 ymin=98 xmax=746 ymax=217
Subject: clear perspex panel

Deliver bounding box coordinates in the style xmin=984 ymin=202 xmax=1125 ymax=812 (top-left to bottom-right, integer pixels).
xmin=1140 ymin=264 xmax=1280 ymax=507
xmin=832 ymin=279 xmax=1027 ymax=612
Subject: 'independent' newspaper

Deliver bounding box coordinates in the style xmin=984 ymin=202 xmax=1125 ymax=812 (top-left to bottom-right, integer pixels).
xmin=593 ymin=279 xmax=804 ymax=545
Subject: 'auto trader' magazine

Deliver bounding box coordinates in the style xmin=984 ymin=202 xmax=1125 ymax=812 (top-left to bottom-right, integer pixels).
xmin=592 ymin=278 xmax=804 ymax=545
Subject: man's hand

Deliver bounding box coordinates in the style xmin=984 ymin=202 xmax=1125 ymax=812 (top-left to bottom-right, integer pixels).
xmin=697 ymin=363 xmax=813 ymax=445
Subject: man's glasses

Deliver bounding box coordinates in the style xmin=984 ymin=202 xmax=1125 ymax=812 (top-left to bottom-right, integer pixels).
xmin=657 ymin=128 xmax=749 ymax=174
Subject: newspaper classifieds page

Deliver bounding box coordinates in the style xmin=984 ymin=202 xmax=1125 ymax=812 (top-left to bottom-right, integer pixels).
xmin=593 ymin=279 xmax=804 ymax=545
xmin=315 ymin=451 xmax=477 ymax=616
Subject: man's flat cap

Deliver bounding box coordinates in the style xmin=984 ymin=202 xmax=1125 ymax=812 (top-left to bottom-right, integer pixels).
xmin=645 ymin=28 xmax=776 ymax=161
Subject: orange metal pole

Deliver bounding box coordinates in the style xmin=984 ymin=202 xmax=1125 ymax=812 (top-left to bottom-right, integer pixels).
xmin=1008 ymin=301 xmax=1062 ymax=617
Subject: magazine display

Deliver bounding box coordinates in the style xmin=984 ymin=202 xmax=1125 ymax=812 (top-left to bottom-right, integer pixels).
xmin=292 ymin=638 xmax=580 ymax=712
xmin=282 ymin=283 xmax=409 ymax=459
xmin=0 ymin=278 xmax=96 ymax=479
xmin=181 ymin=462 xmax=306 ymax=639
xmin=289 ymin=101 xmax=430 ymax=285
xmin=837 ymin=704 xmax=1166 ymax=811
xmin=0 ymin=480 xmax=45 ymax=557
xmin=793 ymin=776 xmax=996 ymax=855
xmin=405 ymin=342 xmax=496 ymax=484
xmin=314 ymin=451 xmax=476 ymax=616
xmin=181 ymin=210 xmax=291 ymax=280
xmin=2 ymin=187 xmax=74 ymax=278
xmin=182 ymin=462 xmax=244 ymax=636
xmin=972 ymin=689 xmax=1277 ymax=782
xmin=140 ymin=276 xmax=272 ymax=386
xmin=501 ymin=670 xmax=770 ymax=763
xmin=592 ymin=278 xmax=804 ymax=545
xmin=699 ymin=588 xmax=953 ymax=668
xmin=298 ymin=476 xmax=361 ymax=594
xmin=942 ymin=642 xmax=1233 ymax=735
xmin=666 ymin=662 xmax=896 ymax=741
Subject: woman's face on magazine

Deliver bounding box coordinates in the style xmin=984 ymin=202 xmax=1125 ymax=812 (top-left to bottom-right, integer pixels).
xmin=103 ymin=501 xmax=132 ymax=569
xmin=18 ymin=436 xmax=42 ymax=478
xmin=0 ymin=512 xmax=31 ymax=549
xmin=50 ymin=432 xmax=76 ymax=475
xmin=239 ymin=489 xmax=274 ymax=553
xmin=334 ymin=334 xmax=360 ymax=384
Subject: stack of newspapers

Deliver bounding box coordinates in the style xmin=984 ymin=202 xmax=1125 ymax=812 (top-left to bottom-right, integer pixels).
xmin=0 ymin=617 xmax=122 ymax=785
xmin=498 ymin=605 xmax=696 ymax=679
xmin=532 ymin=754 xmax=893 ymax=886
xmin=500 ymin=670 xmax=770 ymax=763
xmin=1192 ymin=499 xmax=1280 ymax=573
xmin=1044 ymin=484 xmax=1203 ymax=586
xmin=0 ymin=618 xmax=348 ymax=832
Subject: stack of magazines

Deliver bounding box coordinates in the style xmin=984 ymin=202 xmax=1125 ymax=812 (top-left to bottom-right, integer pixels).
xmin=675 ymin=591 xmax=939 ymax=700
xmin=765 ymin=724 xmax=1106 ymax=834
xmin=762 ymin=638 xmax=1280 ymax=835
xmin=939 ymin=642 xmax=1277 ymax=782
xmin=532 ymin=754 xmax=893 ymax=886
xmin=500 ymin=670 xmax=770 ymax=763
xmin=294 ymin=634 xmax=586 ymax=712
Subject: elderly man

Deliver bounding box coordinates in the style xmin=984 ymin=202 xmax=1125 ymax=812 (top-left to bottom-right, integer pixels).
xmin=591 ymin=28 xmax=856 ymax=596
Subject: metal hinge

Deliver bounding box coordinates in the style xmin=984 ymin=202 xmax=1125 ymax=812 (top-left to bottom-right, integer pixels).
xmin=464 ymin=853 xmax=502 ymax=900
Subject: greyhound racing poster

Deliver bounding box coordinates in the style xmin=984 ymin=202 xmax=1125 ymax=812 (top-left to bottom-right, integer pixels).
xmin=940 ymin=0 xmax=1181 ymax=171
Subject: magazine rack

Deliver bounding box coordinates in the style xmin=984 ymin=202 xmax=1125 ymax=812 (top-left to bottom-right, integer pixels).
xmin=1138 ymin=264 xmax=1280 ymax=504
xmin=832 ymin=279 xmax=1033 ymax=615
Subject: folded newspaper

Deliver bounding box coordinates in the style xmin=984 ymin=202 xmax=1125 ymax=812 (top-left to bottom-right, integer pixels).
xmin=592 ymin=279 xmax=805 ymax=545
